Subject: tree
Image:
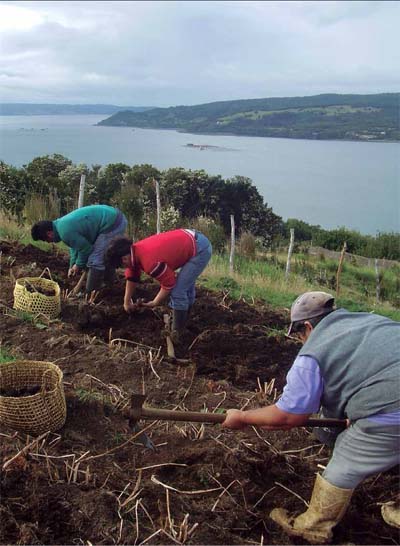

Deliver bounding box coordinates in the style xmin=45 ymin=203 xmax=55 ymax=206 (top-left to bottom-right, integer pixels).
xmin=58 ymin=163 xmax=89 ymax=212
xmin=221 ymin=176 xmax=282 ymax=246
xmin=124 ymin=164 xmax=161 ymax=188
xmin=111 ymin=184 xmax=145 ymax=238
xmin=95 ymin=163 xmax=130 ymax=203
xmin=24 ymin=154 xmax=72 ymax=195
xmin=283 ymin=218 xmax=322 ymax=242
xmin=0 ymin=162 xmax=30 ymax=219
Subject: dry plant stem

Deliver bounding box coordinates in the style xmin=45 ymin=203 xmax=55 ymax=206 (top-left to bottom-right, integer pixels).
xmin=134 ymin=501 xmax=140 ymax=545
xmin=53 ymin=349 xmax=81 ymax=364
xmin=141 ymin=529 xmax=182 ymax=545
xmin=136 ymin=463 xmax=188 ymax=471
xmin=89 ymin=290 xmax=99 ymax=305
xmin=210 ymin=435 xmax=236 ymax=453
xmin=0 ymin=432 xmax=19 ymax=440
xmin=252 ymin=486 xmax=277 ymax=509
xmin=148 ymin=349 xmax=162 ymax=381
xmin=86 ymin=421 xmax=157 ymax=461
xmin=72 ymin=271 xmax=86 ymax=295
xmin=165 ymin=489 xmax=174 ymax=537
xmin=274 ymin=481 xmax=309 ymax=507
xmin=240 ymin=393 xmax=258 ymax=411
xmin=172 ymin=367 xmax=196 ymax=409
xmin=151 ymin=475 xmax=223 ymax=496
xmin=252 ymin=427 xmax=281 ymax=456
xmin=220 ymin=290 xmax=233 ymax=311
xmin=187 ymin=329 xmax=211 ymax=351
xmin=212 ymin=391 xmax=227 ymax=412
xmin=280 ymin=443 xmax=322 ymax=455
xmin=110 ymin=338 xmax=158 ymax=351
xmin=211 ymin=479 xmax=239 ymax=511
xmin=3 ymin=431 xmax=49 ymax=470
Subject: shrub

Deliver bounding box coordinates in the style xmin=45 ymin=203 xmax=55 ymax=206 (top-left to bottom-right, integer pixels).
xmin=23 ymin=193 xmax=61 ymax=224
xmin=238 ymin=231 xmax=256 ymax=259
xmin=191 ymin=216 xmax=227 ymax=253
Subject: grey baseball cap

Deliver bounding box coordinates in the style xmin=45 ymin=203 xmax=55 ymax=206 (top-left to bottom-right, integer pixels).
xmin=287 ymin=291 xmax=335 ymax=335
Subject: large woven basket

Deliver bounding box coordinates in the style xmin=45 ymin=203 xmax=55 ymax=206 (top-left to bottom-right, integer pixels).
xmin=0 ymin=360 xmax=67 ymax=435
xmin=13 ymin=268 xmax=61 ymax=319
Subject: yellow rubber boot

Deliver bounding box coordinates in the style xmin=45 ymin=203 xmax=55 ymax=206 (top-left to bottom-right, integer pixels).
xmin=270 ymin=474 xmax=353 ymax=544
xmin=381 ymin=499 xmax=400 ymax=529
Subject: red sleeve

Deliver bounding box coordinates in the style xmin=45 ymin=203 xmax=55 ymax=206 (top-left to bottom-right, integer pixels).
xmin=124 ymin=265 xmax=141 ymax=282
xmin=148 ymin=262 xmax=176 ymax=290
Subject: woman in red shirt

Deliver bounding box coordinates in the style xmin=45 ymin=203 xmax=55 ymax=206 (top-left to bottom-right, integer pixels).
xmin=106 ymin=229 xmax=212 ymax=338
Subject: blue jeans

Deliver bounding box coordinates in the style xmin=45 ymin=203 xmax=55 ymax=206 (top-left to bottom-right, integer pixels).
xmin=170 ymin=232 xmax=212 ymax=310
xmin=87 ymin=212 xmax=128 ymax=270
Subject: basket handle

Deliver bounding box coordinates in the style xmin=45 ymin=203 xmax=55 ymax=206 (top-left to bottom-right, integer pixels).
xmin=39 ymin=267 xmax=54 ymax=281
xmin=41 ymin=369 xmax=54 ymax=394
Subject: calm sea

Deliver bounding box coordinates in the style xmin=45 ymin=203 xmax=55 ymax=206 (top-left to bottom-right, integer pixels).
xmin=1 ymin=114 xmax=399 ymax=235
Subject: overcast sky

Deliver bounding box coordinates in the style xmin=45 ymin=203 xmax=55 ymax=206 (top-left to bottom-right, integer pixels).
xmin=1 ymin=0 xmax=399 ymax=107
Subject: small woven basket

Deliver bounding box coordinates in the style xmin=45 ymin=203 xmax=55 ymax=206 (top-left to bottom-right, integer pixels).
xmin=0 ymin=360 xmax=67 ymax=435
xmin=13 ymin=268 xmax=61 ymax=319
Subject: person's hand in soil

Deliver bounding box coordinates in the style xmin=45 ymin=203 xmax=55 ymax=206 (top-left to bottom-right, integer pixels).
xmin=68 ymin=264 xmax=81 ymax=278
xmin=124 ymin=300 xmax=139 ymax=313
xmin=140 ymin=300 xmax=157 ymax=308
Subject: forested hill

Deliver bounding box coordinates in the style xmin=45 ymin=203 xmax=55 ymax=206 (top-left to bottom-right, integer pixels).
xmin=0 ymin=104 xmax=154 ymax=115
xmin=98 ymin=93 xmax=400 ymax=141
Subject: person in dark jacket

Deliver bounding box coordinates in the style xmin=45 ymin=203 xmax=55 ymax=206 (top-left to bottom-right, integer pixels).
xmin=222 ymin=291 xmax=400 ymax=543
xmin=105 ymin=228 xmax=212 ymax=340
xmin=31 ymin=205 xmax=127 ymax=292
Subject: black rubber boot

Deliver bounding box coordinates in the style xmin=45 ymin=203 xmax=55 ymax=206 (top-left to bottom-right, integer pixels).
xmin=85 ymin=267 xmax=104 ymax=293
xmin=171 ymin=309 xmax=188 ymax=343
xmin=103 ymin=265 xmax=117 ymax=286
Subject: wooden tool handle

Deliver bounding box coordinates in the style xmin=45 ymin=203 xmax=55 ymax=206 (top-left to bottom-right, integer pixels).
xmin=142 ymin=407 xmax=225 ymax=423
xmin=139 ymin=408 xmax=346 ymax=428
xmin=306 ymin=418 xmax=346 ymax=427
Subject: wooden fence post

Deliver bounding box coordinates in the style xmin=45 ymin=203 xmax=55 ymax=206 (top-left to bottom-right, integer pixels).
xmin=77 ymin=174 xmax=86 ymax=208
xmin=336 ymin=241 xmax=347 ymax=297
xmin=285 ymin=228 xmax=295 ymax=281
xmin=229 ymin=214 xmax=235 ymax=274
xmin=375 ymin=259 xmax=381 ymax=303
xmin=154 ymin=179 xmax=161 ymax=234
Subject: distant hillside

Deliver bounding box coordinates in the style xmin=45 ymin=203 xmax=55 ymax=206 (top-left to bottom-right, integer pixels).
xmin=0 ymin=103 xmax=155 ymax=116
xmin=98 ymin=93 xmax=400 ymax=141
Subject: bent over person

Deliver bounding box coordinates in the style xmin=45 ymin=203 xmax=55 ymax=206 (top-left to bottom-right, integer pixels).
xmin=106 ymin=229 xmax=212 ymax=340
xmin=222 ymin=291 xmax=400 ymax=543
xmin=31 ymin=205 xmax=127 ymax=292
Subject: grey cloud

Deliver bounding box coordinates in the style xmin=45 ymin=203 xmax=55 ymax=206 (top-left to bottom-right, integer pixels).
xmin=0 ymin=0 xmax=399 ymax=105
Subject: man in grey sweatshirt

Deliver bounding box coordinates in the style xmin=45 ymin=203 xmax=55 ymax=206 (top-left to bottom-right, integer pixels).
xmin=223 ymin=291 xmax=399 ymax=543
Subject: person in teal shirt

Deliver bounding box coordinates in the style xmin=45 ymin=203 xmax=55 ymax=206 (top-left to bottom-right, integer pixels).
xmin=31 ymin=205 xmax=127 ymax=292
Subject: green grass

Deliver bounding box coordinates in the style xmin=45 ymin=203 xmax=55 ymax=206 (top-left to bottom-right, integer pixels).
xmin=199 ymin=253 xmax=400 ymax=322
xmin=0 ymin=347 xmax=15 ymax=364
xmin=219 ymin=105 xmax=380 ymax=123
xmin=0 ymin=212 xmax=69 ymax=253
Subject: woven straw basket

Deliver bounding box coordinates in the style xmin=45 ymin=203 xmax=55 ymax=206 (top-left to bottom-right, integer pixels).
xmin=0 ymin=360 xmax=67 ymax=435
xmin=13 ymin=268 xmax=61 ymax=319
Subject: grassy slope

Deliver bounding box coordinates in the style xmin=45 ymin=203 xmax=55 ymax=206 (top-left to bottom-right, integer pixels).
xmin=98 ymin=93 xmax=400 ymax=141
xmin=200 ymin=253 xmax=400 ymax=322
xmin=1 ymin=214 xmax=398 ymax=321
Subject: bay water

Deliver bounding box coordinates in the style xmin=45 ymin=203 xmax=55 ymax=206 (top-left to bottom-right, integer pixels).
xmin=1 ymin=114 xmax=398 ymax=235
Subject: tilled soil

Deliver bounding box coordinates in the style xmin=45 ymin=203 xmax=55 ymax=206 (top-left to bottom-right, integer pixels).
xmin=0 ymin=240 xmax=398 ymax=545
